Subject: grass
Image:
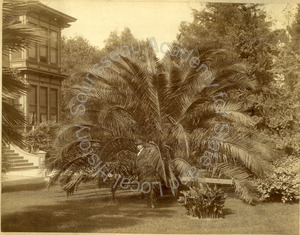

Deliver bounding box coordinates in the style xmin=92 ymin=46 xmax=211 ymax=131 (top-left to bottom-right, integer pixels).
xmin=1 ymin=178 xmax=299 ymax=234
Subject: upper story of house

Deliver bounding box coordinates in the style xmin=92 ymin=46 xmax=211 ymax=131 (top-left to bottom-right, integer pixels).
xmin=9 ymin=2 xmax=76 ymax=79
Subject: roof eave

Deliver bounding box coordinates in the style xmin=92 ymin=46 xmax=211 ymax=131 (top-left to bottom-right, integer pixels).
xmin=33 ymin=2 xmax=77 ymax=23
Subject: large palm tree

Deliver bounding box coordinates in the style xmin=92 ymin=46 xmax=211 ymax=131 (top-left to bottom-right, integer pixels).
xmin=49 ymin=45 xmax=273 ymax=203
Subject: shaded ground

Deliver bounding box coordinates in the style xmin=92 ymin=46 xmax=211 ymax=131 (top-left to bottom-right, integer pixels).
xmin=1 ymin=178 xmax=299 ymax=234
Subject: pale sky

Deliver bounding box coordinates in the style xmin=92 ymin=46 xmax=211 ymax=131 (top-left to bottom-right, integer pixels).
xmin=40 ymin=0 xmax=299 ymax=50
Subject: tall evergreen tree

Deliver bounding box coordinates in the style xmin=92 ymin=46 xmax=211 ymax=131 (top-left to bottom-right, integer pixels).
xmin=178 ymin=3 xmax=274 ymax=86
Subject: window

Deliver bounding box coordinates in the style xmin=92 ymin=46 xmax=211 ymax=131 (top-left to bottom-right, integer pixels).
xmin=28 ymin=85 xmax=37 ymax=125
xmin=39 ymin=27 xmax=48 ymax=63
xmin=28 ymin=45 xmax=37 ymax=59
xmin=50 ymin=31 xmax=58 ymax=64
xmin=40 ymin=46 xmax=47 ymax=62
xmin=28 ymin=23 xmax=37 ymax=60
xmin=50 ymin=89 xmax=58 ymax=122
xmin=50 ymin=31 xmax=58 ymax=47
xmin=39 ymin=87 xmax=48 ymax=122
xmin=50 ymin=48 xmax=57 ymax=64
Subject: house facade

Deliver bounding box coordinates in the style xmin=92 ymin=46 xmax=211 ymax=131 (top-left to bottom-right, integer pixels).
xmin=2 ymin=2 xmax=76 ymax=172
xmin=9 ymin=2 xmax=76 ymax=126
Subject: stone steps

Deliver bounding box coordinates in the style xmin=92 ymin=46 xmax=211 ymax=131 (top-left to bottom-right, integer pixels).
xmin=2 ymin=146 xmax=38 ymax=171
xmin=9 ymin=165 xmax=38 ymax=171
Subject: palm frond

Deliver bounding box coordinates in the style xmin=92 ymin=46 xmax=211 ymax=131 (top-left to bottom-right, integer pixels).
xmin=2 ymin=67 xmax=29 ymax=99
xmin=136 ymin=142 xmax=167 ymax=185
xmin=2 ymin=1 xmax=46 ymax=54
xmin=62 ymin=171 xmax=95 ymax=197
xmin=216 ymin=136 xmax=270 ymax=177
xmin=98 ymin=137 xmax=137 ymax=161
xmin=2 ymin=22 xmax=45 ymax=53
xmin=171 ymin=158 xmax=193 ymax=178
xmin=2 ymin=98 xmax=27 ymax=148
xmin=212 ymin=162 xmax=259 ymax=204
xmin=166 ymin=123 xmax=190 ymax=160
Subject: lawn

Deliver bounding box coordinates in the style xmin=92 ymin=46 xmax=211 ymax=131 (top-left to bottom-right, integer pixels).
xmin=1 ymin=178 xmax=299 ymax=234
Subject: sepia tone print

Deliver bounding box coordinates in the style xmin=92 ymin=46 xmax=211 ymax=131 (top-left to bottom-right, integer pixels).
xmin=1 ymin=0 xmax=299 ymax=234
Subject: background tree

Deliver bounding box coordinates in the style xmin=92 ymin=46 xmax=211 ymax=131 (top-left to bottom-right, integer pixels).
xmin=60 ymin=35 xmax=103 ymax=120
xmin=254 ymin=5 xmax=300 ymax=158
xmin=61 ymin=28 xmax=154 ymax=77
xmin=103 ymin=27 xmax=155 ymax=62
xmin=288 ymin=4 xmax=300 ymax=53
xmin=61 ymin=35 xmax=103 ymax=75
xmin=178 ymin=3 xmax=274 ymax=86
xmin=178 ymin=3 xmax=300 ymax=158
xmin=60 ymin=28 xmax=155 ymax=121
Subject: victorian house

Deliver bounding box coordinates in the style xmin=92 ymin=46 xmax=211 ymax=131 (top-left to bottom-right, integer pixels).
xmin=2 ymin=2 xmax=76 ymax=171
xmin=9 ymin=2 xmax=76 ymax=125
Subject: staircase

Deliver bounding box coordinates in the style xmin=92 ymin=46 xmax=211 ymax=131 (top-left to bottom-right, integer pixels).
xmin=2 ymin=146 xmax=39 ymax=171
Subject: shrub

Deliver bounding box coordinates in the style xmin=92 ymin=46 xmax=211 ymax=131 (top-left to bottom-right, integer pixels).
xmin=24 ymin=122 xmax=60 ymax=153
xmin=178 ymin=184 xmax=227 ymax=219
xmin=258 ymin=155 xmax=300 ymax=203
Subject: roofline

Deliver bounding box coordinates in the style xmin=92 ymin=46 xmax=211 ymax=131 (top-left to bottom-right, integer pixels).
xmin=34 ymin=2 xmax=77 ymax=23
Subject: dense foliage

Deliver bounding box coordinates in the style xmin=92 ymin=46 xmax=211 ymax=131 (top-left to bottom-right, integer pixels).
xmin=258 ymin=155 xmax=300 ymax=203
xmin=178 ymin=3 xmax=274 ymax=86
xmin=178 ymin=184 xmax=227 ymax=218
xmin=178 ymin=3 xmax=300 ymax=204
xmin=288 ymin=4 xmax=300 ymax=52
xmin=24 ymin=122 xmax=60 ymax=153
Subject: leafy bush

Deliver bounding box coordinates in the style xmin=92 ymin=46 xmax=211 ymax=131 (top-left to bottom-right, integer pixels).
xmin=178 ymin=184 xmax=227 ymax=218
xmin=258 ymin=155 xmax=300 ymax=203
xmin=24 ymin=122 xmax=59 ymax=153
